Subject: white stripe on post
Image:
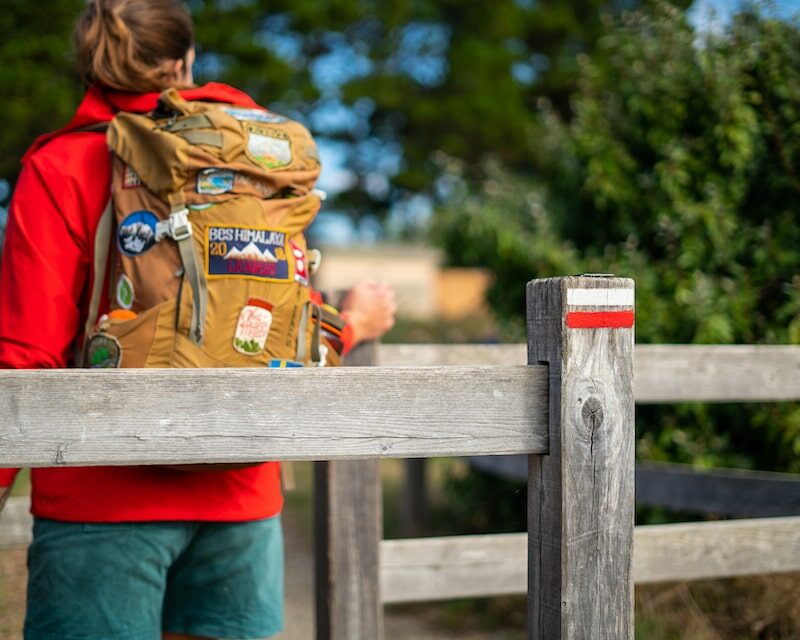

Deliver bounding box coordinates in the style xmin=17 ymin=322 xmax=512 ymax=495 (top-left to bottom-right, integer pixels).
xmin=566 ymin=288 xmax=635 ymax=307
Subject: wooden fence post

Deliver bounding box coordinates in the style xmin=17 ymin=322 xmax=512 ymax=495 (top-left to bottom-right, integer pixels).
xmin=527 ymin=276 xmax=635 ymax=639
xmin=314 ymin=340 xmax=384 ymax=640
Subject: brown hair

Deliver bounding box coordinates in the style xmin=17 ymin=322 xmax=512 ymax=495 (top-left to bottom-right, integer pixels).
xmin=74 ymin=0 xmax=194 ymax=93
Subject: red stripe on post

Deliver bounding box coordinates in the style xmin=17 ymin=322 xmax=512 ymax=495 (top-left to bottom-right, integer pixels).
xmin=566 ymin=311 xmax=635 ymax=329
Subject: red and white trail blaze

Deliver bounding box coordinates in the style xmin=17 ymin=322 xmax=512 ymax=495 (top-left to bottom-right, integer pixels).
xmin=565 ymin=287 xmax=635 ymax=329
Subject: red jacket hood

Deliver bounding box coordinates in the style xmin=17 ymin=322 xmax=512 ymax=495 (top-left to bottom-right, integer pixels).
xmin=24 ymin=82 xmax=260 ymax=163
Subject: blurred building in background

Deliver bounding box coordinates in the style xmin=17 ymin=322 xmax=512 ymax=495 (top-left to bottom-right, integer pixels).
xmin=312 ymin=243 xmax=490 ymax=321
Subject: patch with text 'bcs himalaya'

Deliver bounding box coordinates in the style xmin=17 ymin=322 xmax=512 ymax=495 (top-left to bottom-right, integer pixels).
xmin=206 ymin=225 xmax=290 ymax=282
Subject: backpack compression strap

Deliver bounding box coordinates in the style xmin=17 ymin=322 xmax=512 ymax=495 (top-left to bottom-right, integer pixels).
xmin=155 ymin=201 xmax=208 ymax=345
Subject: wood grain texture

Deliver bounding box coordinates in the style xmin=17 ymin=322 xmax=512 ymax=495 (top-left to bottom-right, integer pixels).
xmin=379 ymin=344 xmax=527 ymax=367
xmin=314 ymin=341 xmax=384 ymax=640
xmin=379 ymin=344 xmax=800 ymax=402
xmin=527 ymin=276 xmax=635 ymax=640
xmin=0 ymin=365 xmax=548 ymax=467
xmin=381 ymin=533 xmax=526 ymax=603
xmin=315 ymin=460 xmax=383 ymax=640
xmin=635 ymin=345 xmax=800 ymax=403
xmin=633 ymin=516 xmax=800 ymax=583
xmin=378 ymin=516 xmax=800 ymax=602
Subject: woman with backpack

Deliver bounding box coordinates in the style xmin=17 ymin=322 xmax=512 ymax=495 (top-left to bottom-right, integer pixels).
xmin=0 ymin=1 xmax=395 ymax=638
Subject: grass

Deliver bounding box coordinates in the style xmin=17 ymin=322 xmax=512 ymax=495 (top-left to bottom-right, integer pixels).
xmin=636 ymin=574 xmax=800 ymax=639
xmin=8 ymin=469 xmax=29 ymax=497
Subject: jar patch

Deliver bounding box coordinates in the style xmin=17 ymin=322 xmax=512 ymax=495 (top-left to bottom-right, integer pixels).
xmin=234 ymin=299 xmax=273 ymax=355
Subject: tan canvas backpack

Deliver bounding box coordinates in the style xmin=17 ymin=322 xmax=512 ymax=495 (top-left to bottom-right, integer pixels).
xmin=82 ymin=88 xmax=346 ymax=370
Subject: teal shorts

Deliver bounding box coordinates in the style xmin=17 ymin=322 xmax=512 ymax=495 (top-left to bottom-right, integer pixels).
xmin=24 ymin=516 xmax=284 ymax=640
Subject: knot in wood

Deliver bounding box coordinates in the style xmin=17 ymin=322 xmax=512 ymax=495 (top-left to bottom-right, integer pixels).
xmin=581 ymin=396 xmax=604 ymax=429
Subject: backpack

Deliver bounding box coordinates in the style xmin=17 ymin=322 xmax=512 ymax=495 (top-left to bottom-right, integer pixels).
xmin=81 ymin=88 xmax=346 ymax=370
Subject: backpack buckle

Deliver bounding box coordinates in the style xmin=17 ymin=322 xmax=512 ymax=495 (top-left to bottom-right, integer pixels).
xmin=167 ymin=208 xmax=192 ymax=242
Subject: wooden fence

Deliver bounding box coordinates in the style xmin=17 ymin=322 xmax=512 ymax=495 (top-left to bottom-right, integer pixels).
xmin=376 ymin=343 xmax=800 ymax=607
xmin=0 ymin=276 xmax=633 ymax=639
xmin=1 ymin=274 xmax=799 ymax=638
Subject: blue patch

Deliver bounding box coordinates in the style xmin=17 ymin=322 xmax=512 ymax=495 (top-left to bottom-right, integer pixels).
xmin=118 ymin=210 xmax=158 ymax=257
xmin=197 ymin=168 xmax=235 ymax=195
xmin=269 ymin=359 xmax=304 ymax=368
xmin=223 ymin=107 xmax=287 ymax=124
xmin=207 ymin=226 xmax=290 ymax=281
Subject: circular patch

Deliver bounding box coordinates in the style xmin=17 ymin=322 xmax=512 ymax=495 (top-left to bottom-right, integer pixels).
xmin=85 ymin=333 xmax=122 ymax=368
xmin=118 ymin=210 xmax=158 ymax=257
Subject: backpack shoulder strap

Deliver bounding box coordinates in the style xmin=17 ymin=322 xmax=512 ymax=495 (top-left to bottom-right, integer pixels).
xmin=77 ymin=198 xmax=114 ymax=366
xmin=76 ymin=122 xmax=111 ymax=134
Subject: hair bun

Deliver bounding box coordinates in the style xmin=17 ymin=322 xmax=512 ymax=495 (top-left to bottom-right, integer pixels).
xmin=73 ymin=0 xmax=194 ymax=93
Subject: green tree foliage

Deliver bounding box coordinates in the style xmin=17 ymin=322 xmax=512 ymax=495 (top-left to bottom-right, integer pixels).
xmin=0 ymin=0 xmax=84 ymax=184
xmin=167 ymin=0 xmax=687 ymax=214
xmin=2 ymin=0 xmax=689 ymax=209
xmin=434 ymin=3 xmax=800 ymax=472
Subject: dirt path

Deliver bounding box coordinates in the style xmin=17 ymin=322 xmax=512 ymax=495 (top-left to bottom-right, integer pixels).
xmin=0 ymin=548 xmax=25 ymax=640
xmin=280 ymin=510 xmax=498 ymax=640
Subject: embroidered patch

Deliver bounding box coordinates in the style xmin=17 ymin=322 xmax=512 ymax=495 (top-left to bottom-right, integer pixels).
xmin=290 ymin=239 xmax=309 ymax=286
xmin=118 ymin=210 xmax=158 ymax=257
xmin=223 ymin=107 xmax=287 ymax=124
xmin=234 ymin=173 xmax=277 ymax=198
xmin=123 ymin=165 xmax=142 ymax=189
xmin=246 ymin=124 xmax=292 ymax=170
xmin=233 ymin=299 xmax=273 ymax=355
xmin=197 ymin=168 xmax=235 ymax=195
xmin=116 ymin=274 xmax=134 ymax=309
xmin=85 ymin=333 xmax=122 ymax=368
xmin=207 ymin=226 xmax=290 ymax=281
xmin=269 ymin=359 xmax=304 ymax=368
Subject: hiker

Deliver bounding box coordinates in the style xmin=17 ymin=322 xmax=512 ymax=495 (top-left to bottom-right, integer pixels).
xmin=0 ymin=0 xmax=395 ymax=638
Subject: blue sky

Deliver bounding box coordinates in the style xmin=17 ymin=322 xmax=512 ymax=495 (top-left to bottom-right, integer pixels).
xmin=690 ymin=0 xmax=800 ymax=27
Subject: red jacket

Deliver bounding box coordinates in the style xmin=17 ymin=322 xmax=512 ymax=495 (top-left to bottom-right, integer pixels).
xmin=0 ymin=83 xmax=300 ymax=521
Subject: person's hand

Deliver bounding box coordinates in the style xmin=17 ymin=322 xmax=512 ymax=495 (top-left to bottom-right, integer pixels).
xmin=340 ymin=279 xmax=397 ymax=345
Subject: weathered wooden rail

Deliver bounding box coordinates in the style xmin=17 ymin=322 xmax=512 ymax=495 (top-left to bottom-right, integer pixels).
xmin=0 ymin=276 xmax=635 ymax=639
